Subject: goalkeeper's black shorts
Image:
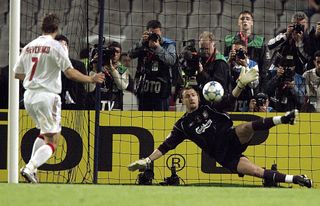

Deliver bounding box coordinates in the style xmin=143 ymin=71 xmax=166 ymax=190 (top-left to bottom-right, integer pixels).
xmin=213 ymin=127 xmax=249 ymax=173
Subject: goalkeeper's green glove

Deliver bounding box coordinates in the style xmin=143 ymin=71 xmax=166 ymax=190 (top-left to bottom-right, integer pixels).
xmin=128 ymin=157 xmax=152 ymax=171
xmin=236 ymin=66 xmax=259 ymax=89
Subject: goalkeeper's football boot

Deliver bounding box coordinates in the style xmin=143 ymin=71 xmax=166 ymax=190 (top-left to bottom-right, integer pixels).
xmin=20 ymin=167 xmax=38 ymax=183
xmin=294 ymin=175 xmax=312 ymax=188
xmin=281 ymin=109 xmax=298 ymax=125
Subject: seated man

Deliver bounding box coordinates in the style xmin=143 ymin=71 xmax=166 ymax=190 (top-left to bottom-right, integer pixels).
xmin=128 ymin=68 xmax=312 ymax=188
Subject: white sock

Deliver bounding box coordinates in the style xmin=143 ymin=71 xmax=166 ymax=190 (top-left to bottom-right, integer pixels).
xmin=272 ymin=116 xmax=282 ymax=125
xmin=285 ymin=175 xmax=294 ymax=183
xmin=31 ymin=137 xmax=46 ymax=158
xmin=27 ymin=144 xmax=53 ymax=169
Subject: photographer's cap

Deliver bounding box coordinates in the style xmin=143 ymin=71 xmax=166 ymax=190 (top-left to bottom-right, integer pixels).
xmin=280 ymin=54 xmax=295 ymax=67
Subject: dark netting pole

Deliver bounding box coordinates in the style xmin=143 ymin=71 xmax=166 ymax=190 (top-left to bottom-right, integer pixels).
xmin=93 ymin=0 xmax=105 ymax=184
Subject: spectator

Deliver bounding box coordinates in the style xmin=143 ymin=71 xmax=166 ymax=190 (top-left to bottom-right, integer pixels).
xmin=88 ymin=41 xmax=129 ymax=110
xmin=303 ymin=50 xmax=320 ymax=112
xmin=248 ymin=92 xmax=275 ymax=112
xmin=227 ymin=39 xmax=259 ymax=112
xmin=129 ymin=20 xmax=177 ymax=111
xmin=267 ymin=12 xmax=312 ymax=76
xmin=308 ymin=21 xmax=320 ymax=70
xmin=264 ymin=55 xmax=300 ymax=112
xmin=224 ymin=11 xmax=267 ymax=89
xmin=196 ymin=31 xmax=232 ymax=109
xmin=55 ymin=34 xmax=87 ymax=109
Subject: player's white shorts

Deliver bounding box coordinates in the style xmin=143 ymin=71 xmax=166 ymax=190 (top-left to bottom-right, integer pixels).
xmin=24 ymin=89 xmax=62 ymax=135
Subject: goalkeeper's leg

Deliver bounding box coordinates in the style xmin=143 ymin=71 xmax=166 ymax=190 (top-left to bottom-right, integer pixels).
xmin=237 ymin=157 xmax=312 ymax=188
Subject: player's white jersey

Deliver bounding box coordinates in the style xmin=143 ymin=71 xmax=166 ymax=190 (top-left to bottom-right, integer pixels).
xmin=13 ymin=35 xmax=72 ymax=94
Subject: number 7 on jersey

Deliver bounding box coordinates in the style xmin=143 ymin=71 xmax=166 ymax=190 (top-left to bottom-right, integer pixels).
xmin=29 ymin=57 xmax=38 ymax=81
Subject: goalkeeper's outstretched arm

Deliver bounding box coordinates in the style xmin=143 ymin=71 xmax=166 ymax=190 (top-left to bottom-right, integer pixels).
xmin=128 ymin=149 xmax=163 ymax=171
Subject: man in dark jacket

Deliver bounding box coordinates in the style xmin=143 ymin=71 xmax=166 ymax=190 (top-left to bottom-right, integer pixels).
xmin=129 ymin=20 xmax=176 ymax=111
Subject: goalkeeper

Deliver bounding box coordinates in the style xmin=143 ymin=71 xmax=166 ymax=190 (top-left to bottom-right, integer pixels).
xmin=128 ymin=67 xmax=312 ymax=188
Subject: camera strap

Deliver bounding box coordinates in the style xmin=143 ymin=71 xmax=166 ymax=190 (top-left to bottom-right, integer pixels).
xmin=203 ymin=48 xmax=216 ymax=67
xmin=239 ymin=32 xmax=248 ymax=47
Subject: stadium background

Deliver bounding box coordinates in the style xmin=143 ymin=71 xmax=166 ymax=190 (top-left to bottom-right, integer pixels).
xmin=0 ymin=0 xmax=319 ymax=188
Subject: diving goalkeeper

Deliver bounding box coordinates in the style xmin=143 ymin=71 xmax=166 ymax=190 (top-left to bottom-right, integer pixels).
xmin=128 ymin=67 xmax=312 ymax=188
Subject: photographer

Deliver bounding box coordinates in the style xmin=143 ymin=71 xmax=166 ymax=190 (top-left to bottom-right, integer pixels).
xmin=196 ymin=31 xmax=232 ymax=107
xmin=267 ymin=12 xmax=312 ymax=75
xmin=88 ymin=41 xmax=129 ymax=110
xmin=264 ymin=55 xmax=299 ymax=112
xmin=248 ymin=93 xmax=275 ymax=112
xmin=129 ymin=20 xmax=176 ymax=111
xmin=227 ymin=40 xmax=259 ymax=112
xmin=303 ymin=50 xmax=320 ymax=112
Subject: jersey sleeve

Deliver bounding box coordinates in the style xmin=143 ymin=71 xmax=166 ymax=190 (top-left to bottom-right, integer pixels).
xmin=13 ymin=54 xmax=25 ymax=74
xmin=54 ymin=44 xmax=73 ymax=72
xmin=157 ymin=125 xmax=185 ymax=155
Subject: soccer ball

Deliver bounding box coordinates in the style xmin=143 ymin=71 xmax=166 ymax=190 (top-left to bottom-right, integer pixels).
xmin=202 ymin=81 xmax=224 ymax=102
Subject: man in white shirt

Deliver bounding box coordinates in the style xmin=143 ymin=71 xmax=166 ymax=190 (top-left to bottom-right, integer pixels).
xmin=13 ymin=13 xmax=105 ymax=183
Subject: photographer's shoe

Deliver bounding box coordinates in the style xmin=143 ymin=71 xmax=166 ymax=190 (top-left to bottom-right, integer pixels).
xmin=20 ymin=167 xmax=38 ymax=183
xmin=294 ymin=175 xmax=312 ymax=188
xmin=281 ymin=109 xmax=298 ymax=125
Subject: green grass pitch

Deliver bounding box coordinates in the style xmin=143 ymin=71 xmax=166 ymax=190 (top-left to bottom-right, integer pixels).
xmin=0 ymin=183 xmax=319 ymax=206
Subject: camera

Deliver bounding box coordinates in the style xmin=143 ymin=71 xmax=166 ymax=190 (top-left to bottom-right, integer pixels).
xmin=90 ymin=46 xmax=116 ymax=66
xmin=147 ymin=32 xmax=161 ymax=42
xmin=292 ymin=23 xmax=304 ymax=33
xmin=137 ymin=163 xmax=154 ymax=185
xmin=255 ymin=93 xmax=268 ymax=107
xmin=179 ymin=39 xmax=200 ymax=78
xmin=235 ymin=48 xmax=246 ymax=59
xmin=159 ymin=165 xmax=181 ymax=186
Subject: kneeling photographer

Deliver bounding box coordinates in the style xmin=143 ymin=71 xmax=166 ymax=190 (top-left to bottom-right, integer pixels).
xmin=248 ymin=93 xmax=275 ymax=112
xmin=129 ymin=20 xmax=176 ymax=111
xmin=88 ymin=41 xmax=129 ymax=110
xmin=264 ymin=55 xmax=299 ymax=112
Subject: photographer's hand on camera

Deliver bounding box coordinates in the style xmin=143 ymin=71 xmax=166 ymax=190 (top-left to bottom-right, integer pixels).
xmin=227 ymin=48 xmax=237 ymax=65
xmin=148 ymin=39 xmax=160 ymax=49
xmin=276 ymin=66 xmax=285 ymax=77
xmin=285 ymin=24 xmax=294 ymax=38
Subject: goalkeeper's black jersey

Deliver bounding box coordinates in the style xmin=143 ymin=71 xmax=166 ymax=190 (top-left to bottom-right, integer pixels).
xmin=158 ymin=104 xmax=233 ymax=157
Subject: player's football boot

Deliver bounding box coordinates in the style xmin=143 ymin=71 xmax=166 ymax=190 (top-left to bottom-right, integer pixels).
xmin=294 ymin=175 xmax=312 ymax=188
xmin=281 ymin=109 xmax=298 ymax=125
xmin=20 ymin=167 xmax=38 ymax=183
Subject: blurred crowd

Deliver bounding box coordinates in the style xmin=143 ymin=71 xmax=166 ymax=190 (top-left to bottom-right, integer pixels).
xmin=1 ymin=11 xmax=320 ymax=112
